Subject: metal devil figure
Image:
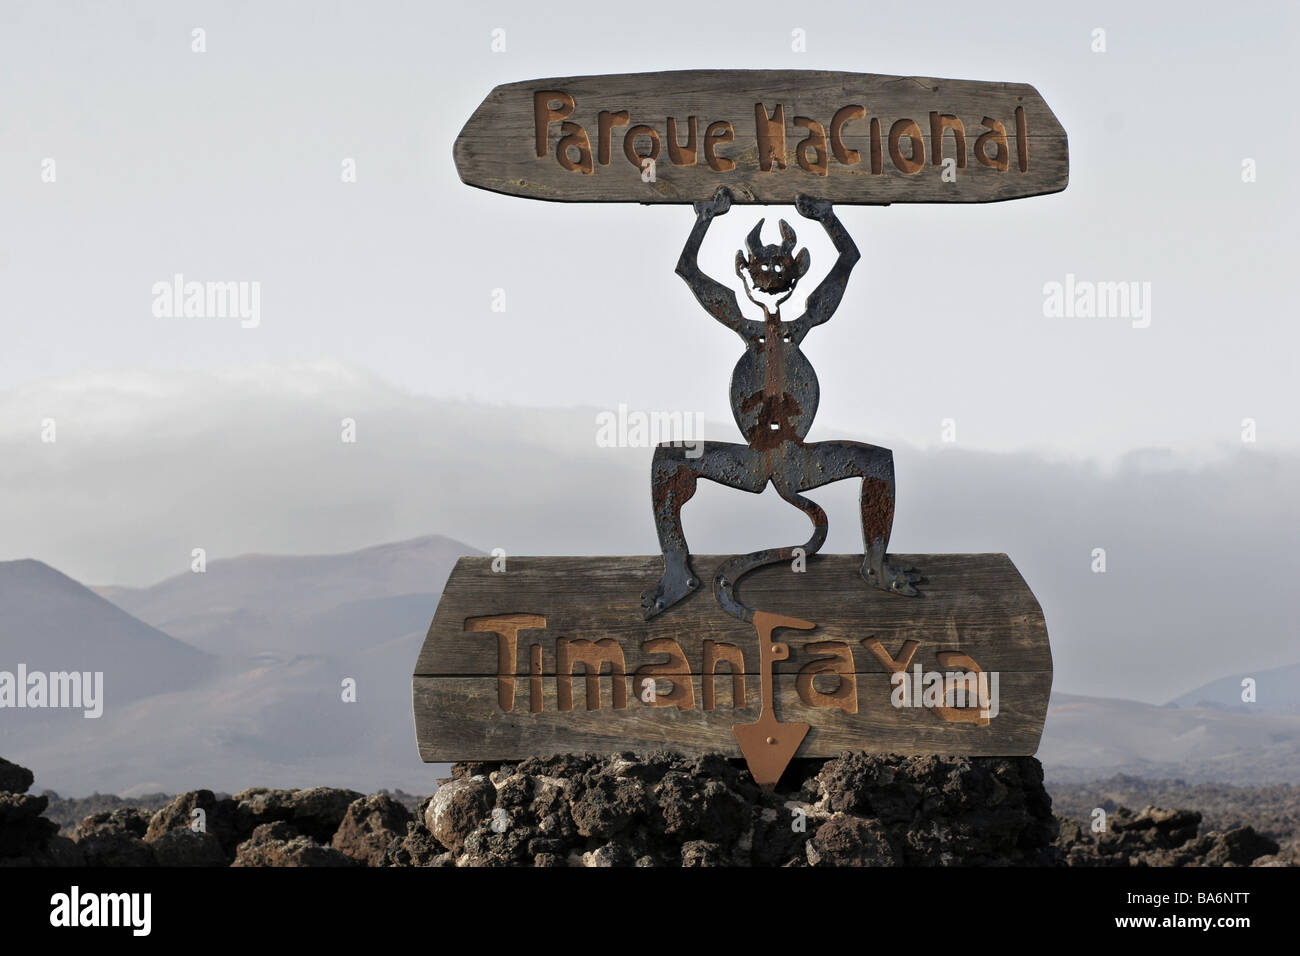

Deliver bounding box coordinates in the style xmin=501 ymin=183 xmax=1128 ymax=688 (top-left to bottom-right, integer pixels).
xmin=415 ymin=69 xmax=1065 ymax=788
xmin=644 ymin=186 xmax=919 ymax=782
xmin=647 ymin=186 xmax=918 ymax=624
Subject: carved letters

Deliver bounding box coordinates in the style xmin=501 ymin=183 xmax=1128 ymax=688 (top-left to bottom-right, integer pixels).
xmin=414 ymin=555 xmax=1051 ymax=762
xmin=532 ymin=91 xmax=1030 ymax=179
xmin=466 ymin=613 xmax=992 ymax=721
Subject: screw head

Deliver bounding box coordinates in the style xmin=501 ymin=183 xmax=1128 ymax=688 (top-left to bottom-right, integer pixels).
xmin=766 ymin=736 xmax=776 ymax=745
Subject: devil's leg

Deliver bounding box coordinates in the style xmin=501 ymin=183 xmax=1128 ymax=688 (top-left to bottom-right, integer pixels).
xmin=643 ymin=441 xmax=770 ymax=619
xmin=780 ymin=440 xmax=921 ymax=596
xmin=715 ymin=479 xmax=829 ymax=622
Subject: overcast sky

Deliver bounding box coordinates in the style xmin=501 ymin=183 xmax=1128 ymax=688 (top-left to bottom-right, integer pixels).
xmin=2 ymin=1 xmax=1295 ymax=454
xmin=1 ymin=2 xmax=1297 ymax=703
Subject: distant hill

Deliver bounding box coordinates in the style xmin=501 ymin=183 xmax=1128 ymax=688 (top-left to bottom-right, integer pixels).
xmin=1168 ymin=661 xmax=1300 ymax=714
xmin=1039 ymin=691 xmax=1300 ymax=784
xmin=9 ymin=535 xmax=1300 ymax=796
xmin=13 ymin=643 xmax=433 ymax=797
xmin=0 ymin=558 xmax=210 ymax=710
xmin=95 ymin=534 xmax=478 ymax=658
xmin=3 ymin=536 xmax=475 ymax=796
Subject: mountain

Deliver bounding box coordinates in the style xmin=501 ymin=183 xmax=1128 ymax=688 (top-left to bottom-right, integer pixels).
xmin=1167 ymin=661 xmax=1300 ymax=714
xmin=0 ymin=558 xmax=211 ymax=709
xmin=13 ymin=641 xmax=427 ymax=797
xmin=9 ymin=535 xmax=1300 ymax=795
xmin=1039 ymin=691 xmax=1300 ymax=784
xmin=3 ymin=536 xmax=474 ymax=796
xmin=95 ymin=534 xmax=477 ymax=658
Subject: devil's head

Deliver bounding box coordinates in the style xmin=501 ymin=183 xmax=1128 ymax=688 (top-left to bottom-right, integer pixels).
xmin=736 ymin=218 xmax=811 ymax=295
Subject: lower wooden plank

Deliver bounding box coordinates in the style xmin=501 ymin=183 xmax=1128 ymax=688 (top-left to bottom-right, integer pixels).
xmin=413 ymin=671 xmax=1051 ymax=761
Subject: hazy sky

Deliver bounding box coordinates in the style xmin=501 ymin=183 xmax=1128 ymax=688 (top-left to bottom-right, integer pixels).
xmin=1 ymin=1 xmax=1295 ymax=457
xmin=2 ymin=362 xmax=1296 ymax=703
xmin=1 ymin=3 xmax=1297 ymax=704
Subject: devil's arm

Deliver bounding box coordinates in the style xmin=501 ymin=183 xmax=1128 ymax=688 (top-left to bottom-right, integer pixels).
xmin=675 ymin=216 xmax=751 ymax=337
xmin=791 ymin=207 xmax=860 ymax=340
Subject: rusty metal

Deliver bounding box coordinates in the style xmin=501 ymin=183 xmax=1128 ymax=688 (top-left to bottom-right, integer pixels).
xmin=641 ymin=186 xmax=922 ymax=625
xmin=731 ymin=611 xmax=813 ymax=789
xmin=737 ymin=217 xmax=810 ymax=297
xmin=640 ymin=186 xmax=925 ymax=785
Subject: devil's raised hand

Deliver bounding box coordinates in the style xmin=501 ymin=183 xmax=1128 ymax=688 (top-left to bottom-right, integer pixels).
xmin=795 ymin=193 xmax=834 ymax=222
xmin=694 ymin=186 xmax=733 ymax=223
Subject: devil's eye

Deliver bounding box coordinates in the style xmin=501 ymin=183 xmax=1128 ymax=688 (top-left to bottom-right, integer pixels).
xmin=760 ymin=264 xmax=769 ymax=271
xmin=774 ymin=264 xmax=783 ymax=273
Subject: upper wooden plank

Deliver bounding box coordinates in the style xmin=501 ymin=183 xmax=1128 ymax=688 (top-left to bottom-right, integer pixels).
xmin=414 ymin=553 xmax=1051 ymax=676
xmin=453 ymin=69 xmax=1068 ymax=205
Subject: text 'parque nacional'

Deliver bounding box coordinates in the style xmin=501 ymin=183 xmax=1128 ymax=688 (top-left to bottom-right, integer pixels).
xmin=453 ymin=69 xmax=1068 ymax=205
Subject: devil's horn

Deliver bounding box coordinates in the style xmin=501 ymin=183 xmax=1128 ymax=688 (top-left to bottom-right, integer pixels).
xmin=778 ymin=219 xmax=797 ymax=253
xmin=746 ymin=219 xmax=765 ymax=258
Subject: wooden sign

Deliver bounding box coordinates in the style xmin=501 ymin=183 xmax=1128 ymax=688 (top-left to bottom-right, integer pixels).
xmin=413 ymin=554 xmax=1052 ymax=780
xmin=434 ymin=68 xmax=1065 ymax=786
xmin=453 ymin=69 xmax=1069 ymax=205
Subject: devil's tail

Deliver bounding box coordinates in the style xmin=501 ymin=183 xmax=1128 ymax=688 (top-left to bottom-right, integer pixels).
xmin=713 ymin=490 xmax=828 ymax=622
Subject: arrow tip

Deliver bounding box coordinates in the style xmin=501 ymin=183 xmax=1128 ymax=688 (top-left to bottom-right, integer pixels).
xmin=733 ymin=720 xmax=810 ymax=790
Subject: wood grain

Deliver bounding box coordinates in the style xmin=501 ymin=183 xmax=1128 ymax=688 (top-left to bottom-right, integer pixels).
xmin=414 ymin=672 xmax=1051 ymax=761
xmin=412 ymin=553 xmax=1052 ymax=761
xmin=454 ymin=70 xmax=1068 ymax=205
xmin=415 ymin=553 xmax=1048 ymax=675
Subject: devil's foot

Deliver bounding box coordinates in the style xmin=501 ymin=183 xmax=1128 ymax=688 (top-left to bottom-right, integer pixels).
xmin=863 ymin=561 xmax=922 ymax=597
xmin=641 ymin=562 xmax=701 ymax=619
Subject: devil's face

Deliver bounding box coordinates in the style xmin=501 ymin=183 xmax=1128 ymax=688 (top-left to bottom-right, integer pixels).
xmin=737 ymin=218 xmax=810 ymax=296
xmin=746 ymin=246 xmax=800 ymax=292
